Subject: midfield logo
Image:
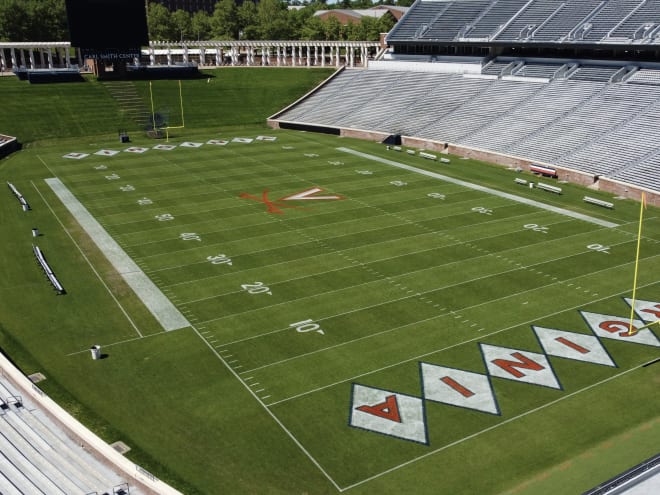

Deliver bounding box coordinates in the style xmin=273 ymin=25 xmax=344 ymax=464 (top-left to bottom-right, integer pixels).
xmin=240 ymin=187 xmax=345 ymax=214
xmin=349 ymin=297 xmax=659 ymax=444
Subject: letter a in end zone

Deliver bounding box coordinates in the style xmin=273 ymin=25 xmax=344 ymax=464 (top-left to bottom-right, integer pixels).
xmin=349 ymin=383 xmax=429 ymax=445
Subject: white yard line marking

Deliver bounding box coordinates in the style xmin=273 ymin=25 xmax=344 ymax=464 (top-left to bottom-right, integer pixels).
xmin=267 ymin=277 xmax=658 ymax=406
xmin=187 ymin=322 xmax=342 ymax=491
xmin=337 ymin=147 xmax=620 ymax=229
xmin=44 ymin=177 xmax=190 ymax=332
xmin=31 ymin=181 xmax=144 ymax=339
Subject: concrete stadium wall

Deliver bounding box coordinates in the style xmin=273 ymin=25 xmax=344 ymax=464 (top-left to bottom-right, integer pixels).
xmin=266 ymin=123 xmax=659 ymax=205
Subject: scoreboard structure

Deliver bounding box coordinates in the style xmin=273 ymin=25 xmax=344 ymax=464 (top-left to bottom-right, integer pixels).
xmin=65 ymin=0 xmax=149 ymax=75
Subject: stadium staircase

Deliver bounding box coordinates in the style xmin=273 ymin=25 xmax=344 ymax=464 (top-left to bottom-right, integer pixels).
xmin=103 ymin=81 xmax=151 ymax=129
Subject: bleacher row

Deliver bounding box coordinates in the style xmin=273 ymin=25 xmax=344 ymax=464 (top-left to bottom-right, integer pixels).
xmin=0 ymin=374 xmax=131 ymax=494
xmin=276 ymin=68 xmax=660 ymax=192
xmin=388 ymin=0 xmax=660 ymax=44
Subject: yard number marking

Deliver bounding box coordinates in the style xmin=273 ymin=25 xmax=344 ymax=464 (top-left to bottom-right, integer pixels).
xmin=427 ymin=193 xmax=446 ymax=200
xmin=587 ymin=243 xmax=610 ymax=254
xmin=390 ymin=180 xmax=408 ymax=187
xmin=207 ymin=254 xmax=232 ymax=266
xmin=155 ymin=213 xmax=174 ymax=221
xmin=94 ymin=164 xmax=107 ymax=170
xmin=242 ymin=282 xmax=272 ymax=296
xmin=524 ymin=223 xmax=549 ymax=234
xmin=105 ymin=173 xmax=120 ymax=181
xmin=120 ymin=185 xmax=135 ymax=192
xmin=137 ymin=198 xmax=153 ymax=206
xmin=180 ymin=232 xmax=201 ymax=242
xmin=472 ymin=206 xmax=493 ymax=215
xmin=290 ymin=319 xmax=325 ymax=335
xmin=355 ymin=170 xmax=373 ymax=175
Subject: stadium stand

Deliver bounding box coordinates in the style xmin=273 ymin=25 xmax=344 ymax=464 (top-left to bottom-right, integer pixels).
xmin=0 ymin=374 xmax=132 ymax=494
xmin=270 ymin=0 xmax=660 ymax=202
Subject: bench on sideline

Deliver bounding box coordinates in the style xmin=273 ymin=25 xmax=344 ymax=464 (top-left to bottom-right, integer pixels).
xmin=7 ymin=182 xmax=30 ymax=211
xmin=537 ymin=182 xmax=562 ymax=194
xmin=32 ymin=245 xmax=66 ymax=294
xmin=583 ymin=196 xmax=614 ymax=209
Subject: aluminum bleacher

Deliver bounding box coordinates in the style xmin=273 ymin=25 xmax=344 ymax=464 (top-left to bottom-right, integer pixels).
xmin=422 ymin=0 xmax=492 ymax=41
xmin=275 ymin=65 xmax=660 ymax=193
xmin=609 ymin=0 xmax=660 ymax=40
xmin=0 ymin=375 xmax=136 ymax=495
xmin=464 ymin=0 xmax=528 ymax=40
xmin=580 ymin=0 xmax=644 ymax=41
xmin=388 ymin=0 xmax=660 ymax=46
xmin=569 ymin=65 xmax=622 ymax=82
xmin=627 ymin=68 xmax=660 ymax=86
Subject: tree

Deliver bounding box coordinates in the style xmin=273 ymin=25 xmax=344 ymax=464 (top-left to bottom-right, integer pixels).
xmin=237 ymin=0 xmax=258 ymax=39
xmin=191 ymin=10 xmax=211 ymax=41
xmin=171 ymin=9 xmax=192 ymax=41
xmin=300 ymin=15 xmax=325 ymax=41
xmin=147 ymin=2 xmax=174 ymax=41
xmin=211 ymin=0 xmax=239 ymax=39
xmin=0 ymin=0 xmax=31 ymax=41
xmin=256 ymin=0 xmax=291 ymax=40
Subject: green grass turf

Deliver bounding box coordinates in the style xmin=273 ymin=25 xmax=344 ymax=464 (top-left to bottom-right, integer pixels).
xmin=0 ymin=69 xmax=658 ymax=494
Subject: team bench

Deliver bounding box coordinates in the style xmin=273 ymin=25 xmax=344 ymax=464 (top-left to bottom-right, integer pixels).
xmin=583 ymin=196 xmax=614 ymax=209
xmin=536 ymin=182 xmax=562 ymax=194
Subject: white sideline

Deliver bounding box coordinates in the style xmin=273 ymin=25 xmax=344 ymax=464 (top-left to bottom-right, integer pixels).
xmin=337 ymin=148 xmax=620 ymax=229
xmin=0 ymin=352 xmax=184 ymax=495
xmin=44 ymin=178 xmax=190 ymax=332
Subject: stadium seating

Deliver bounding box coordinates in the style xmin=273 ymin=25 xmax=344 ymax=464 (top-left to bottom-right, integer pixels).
xmin=388 ymin=0 xmax=660 ymax=45
xmin=0 ymin=376 xmax=130 ymax=494
xmin=275 ymin=65 xmax=660 ymax=193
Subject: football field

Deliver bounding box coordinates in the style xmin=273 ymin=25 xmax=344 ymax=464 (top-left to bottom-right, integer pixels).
xmin=25 ymin=128 xmax=659 ymax=493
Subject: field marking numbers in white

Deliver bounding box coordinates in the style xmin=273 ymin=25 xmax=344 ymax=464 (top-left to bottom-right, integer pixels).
xmin=587 ymin=243 xmax=611 ymax=254
xmin=207 ymin=254 xmax=232 ymax=266
xmin=242 ymin=282 xmax=272 ymax=296
xmin=94 ymin=164 xmax=107 ymax=170
xmin=155 ymin=213 xmax=174 ymax=222
xmin=120 ymin=185 xmax=135 ymax=192
xmin=390 ymin=180 xmax=408 ymax=187
xmin=524 ymin=223 xmax=549 ymax=234
xmin=427 ymin=193 xmax=446 ymax=200
xmin=355 ymin=170 xmax=373 ymax=175
xmin=290 ymin=319 xmax=325 ymax=335
xmin=138 ymin=198 xmax=153 ymax=206
xmin=105 ymin=173 xmax=120 ymax=180
xmin=180 ymin=232 xmax=201 ymax=242
xmin=472 ymin=206 xmax=493 ymax=215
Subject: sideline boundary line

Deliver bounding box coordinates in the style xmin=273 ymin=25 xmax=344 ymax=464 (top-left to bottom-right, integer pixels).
xmin=31 ymin=181 xmax=144 ymax=339
xmin=337 ymin=147 xmax=620 ymax=229
xmin=44 ymin=177 xmax=190 ymax=332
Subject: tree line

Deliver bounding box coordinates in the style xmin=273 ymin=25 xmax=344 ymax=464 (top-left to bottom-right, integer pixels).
xmin=0 ymin=0 xmax=411 ymax=43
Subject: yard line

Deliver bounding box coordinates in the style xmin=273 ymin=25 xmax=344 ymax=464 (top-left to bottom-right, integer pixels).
xmin=31 ymin=179 xmax=144 ymax=339
xmin=188 ymin=323 xmax=342 ymax=491
xmin=266 ymin=277 xmax=659 ymax=407
xmin=337 ymin=147 xmax=620 ymax=229
xmin=239 ymin=247 xmax=656 ymax=373
xmin=197 ymin=235 xmax=641 ymax=327
xmin=338 ymin=364 xmax=643 ymax=492
xmin=175 ymin=213 xmax=615 ymax=303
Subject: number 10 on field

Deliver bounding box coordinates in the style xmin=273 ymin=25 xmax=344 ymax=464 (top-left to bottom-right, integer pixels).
xmin=290 ymin=319 xmax=325 ymax=335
